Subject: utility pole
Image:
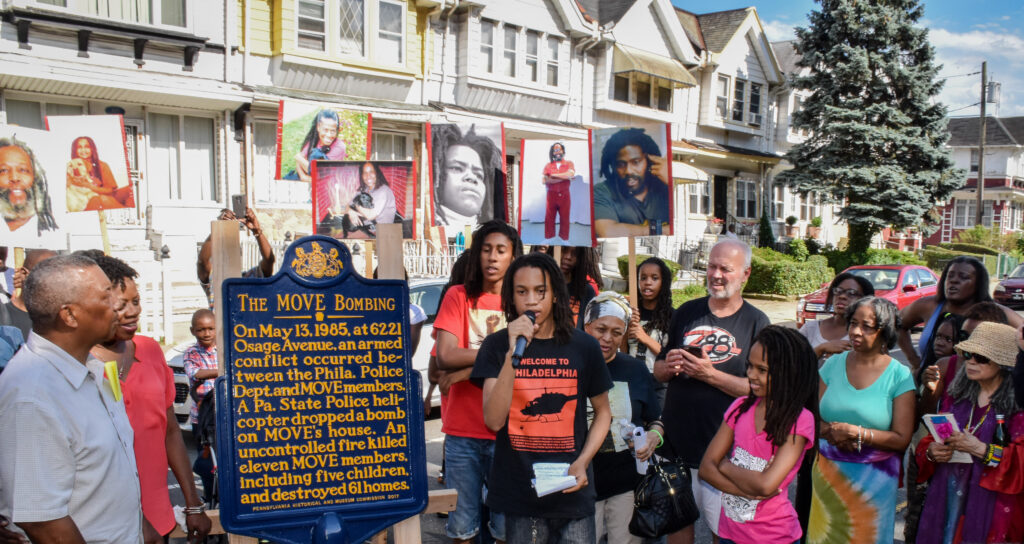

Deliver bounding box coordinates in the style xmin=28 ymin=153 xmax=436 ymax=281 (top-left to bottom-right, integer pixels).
xmin=975 ymin=61 xmax=987 ymax=225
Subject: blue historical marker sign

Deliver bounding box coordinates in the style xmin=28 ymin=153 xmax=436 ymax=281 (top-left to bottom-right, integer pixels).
xmin=215 ymin=235 xmax=427 ymax=544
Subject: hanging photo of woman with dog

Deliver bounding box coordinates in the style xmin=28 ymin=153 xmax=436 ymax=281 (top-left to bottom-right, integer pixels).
xmin=312 ymin=161 xmax=414 ymax=239
xmin=46 ymin=115 xmax=135 ymax=212
xmin=427 ymin=122 xmax=507 ymax=230
xmin=276 ymin=100 xmax=370 ymax=181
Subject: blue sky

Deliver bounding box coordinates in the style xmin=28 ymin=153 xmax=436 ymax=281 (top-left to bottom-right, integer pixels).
xmin=671 ymin=1 xmax=1024 ymax=116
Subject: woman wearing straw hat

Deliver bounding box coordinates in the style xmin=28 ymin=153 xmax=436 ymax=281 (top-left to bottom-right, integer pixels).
xmin=915 ymin=321 xmax=1023 ymax=544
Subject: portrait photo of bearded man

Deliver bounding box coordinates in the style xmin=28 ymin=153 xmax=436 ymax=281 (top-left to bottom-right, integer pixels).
xmin=592 ymin=127 xmax=671 ymax=237
xmin=0 ymin=136 xmax=58 ymax=236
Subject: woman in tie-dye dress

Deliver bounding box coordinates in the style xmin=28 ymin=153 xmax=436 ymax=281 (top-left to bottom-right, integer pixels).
xmin=808 ymin=297 xmax=916 ymax=544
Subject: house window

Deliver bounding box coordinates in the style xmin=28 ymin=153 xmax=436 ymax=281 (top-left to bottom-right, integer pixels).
xmin=954 ymin=199 xmax=994 ymax=228
xmin=790 ymin=95 xmax=808 ymax=135
xmin=657 ymin=86 xmax=672 ymax=112
xmin=371 ymin=132 xmax=411 ymax=161
xmin=732 ymin=79 xmax=746 ymax=122
xmin=773 ymin=185 xmax=785 ymax=219
xmin=635 ymin=79 xmax=652 ymax=108
xmin=614 ymin=75 xmax=630 ymax=102
xmin=749 ymin=83 xmax=762 ymax=126
xmin=716 ymin=75 xmax=730 ymax=118
xmin=524 ymin=31 xmax=539 ymax=83
xmin=736 ymin=179 xmax=756 ymax=218
xmin=337 ymin=0 xmax=365 ymax=56
xmin=503 ymin=26 xmax=517 ymax=77
xmin=799 ymin=193 xmax=819 ymax=221
xmin=4 ymin=98 xmax=84 ymax=129
xmin=689 ymin=181 xmax=710 ymax=215
xmin=34 ymin=0 xmax=188 ymax=28
xmin=376 ymin=0 xmax=404 ymax=64
xmin=480 ymin=19 xmax=495 ymax=73
xmin=298 ymin=0 xmax=327 ymax=51
xmin=147 ymin=113 xmax=218 ymax=202
xmin=970 ymin=149 xmax=979 ymax=173
xmin=546 ymin=37 xmax=559 ymax=86
xmin=253 ymin=121 xmax=309 ymax=205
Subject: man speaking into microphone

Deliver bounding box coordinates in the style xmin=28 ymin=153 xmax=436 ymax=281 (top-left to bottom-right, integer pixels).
xmin=473 ymin=252 xmax=612 ymax=543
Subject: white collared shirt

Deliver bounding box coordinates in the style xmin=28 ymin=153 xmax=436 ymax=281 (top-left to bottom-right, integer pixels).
xmin=0 ymin=332 xmax=142 ymax=543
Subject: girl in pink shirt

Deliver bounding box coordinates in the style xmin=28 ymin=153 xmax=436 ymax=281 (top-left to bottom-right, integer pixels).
xmin=699 ymin=325 xmax=819 ymax=544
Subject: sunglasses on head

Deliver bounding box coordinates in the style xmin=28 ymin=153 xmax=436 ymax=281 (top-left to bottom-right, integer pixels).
xmin=960 ymin=351 xmax=992 ymax=365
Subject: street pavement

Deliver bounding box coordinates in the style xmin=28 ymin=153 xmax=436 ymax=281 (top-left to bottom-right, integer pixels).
xmin=170 ymin=297 xmax=914 ymax=544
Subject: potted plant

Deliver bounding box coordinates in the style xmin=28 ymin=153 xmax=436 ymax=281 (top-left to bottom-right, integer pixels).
xmin=785 ymin=215 xmax=799 ymax=237
xmin=807 ymin=216 xmax=823 ymax=238
xmin=708 ymin=217 xmax=724 ymax=235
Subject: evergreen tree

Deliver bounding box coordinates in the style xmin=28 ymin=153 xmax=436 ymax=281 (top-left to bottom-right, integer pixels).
xmin=758 ymin=203 xmax=776 ymax=249
xmin=777 ymin=0 xmax=962 ymax=254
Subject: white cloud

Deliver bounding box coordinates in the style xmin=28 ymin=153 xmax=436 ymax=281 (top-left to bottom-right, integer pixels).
xmin=929 ymin=27 xmax=1024 ymax=116
xmin=762 ymin=19 xmax=797 ymax=42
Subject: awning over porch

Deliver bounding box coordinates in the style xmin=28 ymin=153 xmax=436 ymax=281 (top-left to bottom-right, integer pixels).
xmin=612 ymin=44 xmax=697 ymax=88
xmin=673 ymin=161 xmax=709 ymax=183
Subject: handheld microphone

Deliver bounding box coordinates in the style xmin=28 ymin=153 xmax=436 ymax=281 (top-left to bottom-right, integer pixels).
xmin=511 ymin=310 xmax=537 ymax=368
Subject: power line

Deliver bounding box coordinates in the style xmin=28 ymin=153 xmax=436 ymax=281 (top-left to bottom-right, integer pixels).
xmin=938 ymin=71 xmax=981 ymax=80
xmin=948 ymin=101 xmax=980 ymax=113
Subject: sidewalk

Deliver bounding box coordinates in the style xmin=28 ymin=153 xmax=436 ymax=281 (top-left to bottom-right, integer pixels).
xmin=746 ymin=297 xmax=798 ymax=327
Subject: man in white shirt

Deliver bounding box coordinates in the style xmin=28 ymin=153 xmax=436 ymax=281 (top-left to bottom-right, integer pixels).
xmin=0 ymin=254 xmax=142 ymax=544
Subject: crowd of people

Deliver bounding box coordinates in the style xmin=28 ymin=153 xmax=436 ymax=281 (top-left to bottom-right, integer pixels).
xmin=0 ymin=218 xmax=1023 ymax=543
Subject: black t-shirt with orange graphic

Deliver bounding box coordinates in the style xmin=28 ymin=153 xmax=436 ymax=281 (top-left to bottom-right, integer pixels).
xmin=658 ymin=296 xmax=769 ymax=467
xmin=471 ymin=327 xmax=613 ymax=518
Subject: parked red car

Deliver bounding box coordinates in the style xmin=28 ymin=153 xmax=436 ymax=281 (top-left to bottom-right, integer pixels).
xmin=993 ymin=264 xmax=1024 ymax=309
xmin=796 ymin=265 xmax=939 ymax=326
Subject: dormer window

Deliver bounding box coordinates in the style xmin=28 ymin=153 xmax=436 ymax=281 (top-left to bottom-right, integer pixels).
xmin=476 ymin=20 xmax=563 ymax=89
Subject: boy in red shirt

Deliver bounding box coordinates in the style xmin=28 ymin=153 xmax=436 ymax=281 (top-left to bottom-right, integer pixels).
xmin=435 ymin=220 xmax=523 ymax=543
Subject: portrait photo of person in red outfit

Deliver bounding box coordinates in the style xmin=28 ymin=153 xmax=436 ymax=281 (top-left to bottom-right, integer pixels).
xmin=518 ymin=139 xmax=593 ymax=247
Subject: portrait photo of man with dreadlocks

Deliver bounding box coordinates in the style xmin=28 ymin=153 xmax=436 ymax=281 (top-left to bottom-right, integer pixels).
xmin=591 ymin=125 xmax=672 ymax=238
xmin=0 ymin=131 xmax=58 ymax=238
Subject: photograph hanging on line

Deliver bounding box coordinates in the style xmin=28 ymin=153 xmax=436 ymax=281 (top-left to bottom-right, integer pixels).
xmin=46 ymin=115 xmax=135 ymax=213
xmin=427 ymin=122 xmax=507 ymax=230
xmin=590 ymin=123 xmax=673 ymax=238
xmin=518 ymin=139 xmax=593 ymax=247
xmin=0 ymin=124 xmax=102 ymax=249
xmin=312 ymin=161 xmax=415 ymax=240
xmin=276 ymin=99 xmax=370 ymax=181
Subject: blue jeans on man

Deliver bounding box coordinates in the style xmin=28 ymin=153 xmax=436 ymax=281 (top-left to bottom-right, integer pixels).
xmin=444 ymin=435 xmax=506 ymax=541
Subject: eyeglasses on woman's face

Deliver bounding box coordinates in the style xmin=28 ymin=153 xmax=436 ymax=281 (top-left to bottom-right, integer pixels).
xmin=831 ymin=287 xmax=863 ymax=298
xmin=960 ymin=351 xmax=992 ymax=365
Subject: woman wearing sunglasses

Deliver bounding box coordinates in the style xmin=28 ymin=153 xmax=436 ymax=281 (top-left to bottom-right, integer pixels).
xmin=799 ymin=272 xmax=874 ymax=360
xmin=916 ymin=321 xmax=1023 ymax=544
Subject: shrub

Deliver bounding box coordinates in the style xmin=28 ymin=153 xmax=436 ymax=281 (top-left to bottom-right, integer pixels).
xmin=617 ymin=255 xmax=681 ymax=280
xmin=938 ymin=242 xmax=1000 ymax=256
xmin=788 ymin=238 xmax=810 ymax=262
xmin=758 ymin=206 xmax=776 ymax=249
xmin=823 ymin=248 xmax=925 ymax=272
xmin=810 ymin=216 xmax=823 ymax=228
xmin=744 ymin=254 xmax=834 ymax=296
xmin=672 ymin=284 xmax=708 ymax=307
xmin=786 ymin=215 xmax=798 ymax=226
xmin=804 ymin=237 xmax=823 ymax=255
xmin=752 ymin=246 xmax=794 ymax=262
xmin=922 ymin=247 xmax=997 ymax=275
xmin=955 ymin=225 xmax=1019 ymax=253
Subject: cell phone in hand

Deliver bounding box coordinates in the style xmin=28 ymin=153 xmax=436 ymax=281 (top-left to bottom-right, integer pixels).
xmin=684 ymin=345 xmax=704 ymax=358
xmin=231 ymin=194 xmax=246 ymax=219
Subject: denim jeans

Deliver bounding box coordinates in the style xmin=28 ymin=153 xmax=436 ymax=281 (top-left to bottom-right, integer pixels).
xmin=444 ymin=435 xmax=505 ymax=541
xmin=505 ymin=514 xmax=596 ymax=544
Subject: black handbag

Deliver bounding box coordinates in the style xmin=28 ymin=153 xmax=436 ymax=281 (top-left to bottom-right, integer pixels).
xmin=628 ymin=457 xmax=700 ymax=538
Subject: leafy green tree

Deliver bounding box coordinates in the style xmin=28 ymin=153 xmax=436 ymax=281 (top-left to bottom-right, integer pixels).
xmin=778 ymin=0 xmax=962 ymax=254
xmin=758 ymin=203 xmax=777 ymax=249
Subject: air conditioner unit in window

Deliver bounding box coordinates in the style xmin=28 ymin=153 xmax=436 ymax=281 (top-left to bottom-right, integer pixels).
xmin=749 ymin=114 xmax=762 ymax=126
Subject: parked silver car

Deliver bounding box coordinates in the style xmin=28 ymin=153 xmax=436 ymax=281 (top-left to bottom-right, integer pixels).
xmin=409 ymin=277 xmax=448 ymax=409
xmin=165 ymin=342 xmax=197 ymax=432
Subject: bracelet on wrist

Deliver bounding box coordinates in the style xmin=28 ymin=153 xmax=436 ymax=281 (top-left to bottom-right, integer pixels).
xmin=984 ymin=444 xmax=1004 ymax=467
xmin=183 ymin=504 xmax=207 ymax=515
xmin=649 ymin=429 xmax=664 ymax=448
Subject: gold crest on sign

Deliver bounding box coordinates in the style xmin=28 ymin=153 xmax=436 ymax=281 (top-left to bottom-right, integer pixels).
xmin=292 ymin=242 xmax=343 ymax=278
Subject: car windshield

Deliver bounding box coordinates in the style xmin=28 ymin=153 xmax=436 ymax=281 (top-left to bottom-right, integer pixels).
xmin=850 ymin=269 xmax=900 ymax=291
xmin=1008 ymin=264 xmax=1024 ymax=279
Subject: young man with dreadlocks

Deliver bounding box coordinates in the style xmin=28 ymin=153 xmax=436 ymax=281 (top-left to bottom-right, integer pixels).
xmin=592 ymin=127 xmax=670 ymax=237
xmin=473 ymin=253 xmax=612 ymax=543
xmin=0 ymin=137 xmax=59 ymax=236
xmin=434 ymin=220 xmax=522 ymax=544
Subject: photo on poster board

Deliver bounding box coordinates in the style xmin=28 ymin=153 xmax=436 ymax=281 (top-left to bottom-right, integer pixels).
xmin=590 ymin=124 xmax=673 ymax=238
xmin=427 ymin=123 xmax=507 ymax=230
xmin=276 ymin=99 xmax=370 ymax=181
xmin=312 ymin=161 xmax=414 ymax=240
xmin=45 ymin=115 xmax=135 ymax=213
xmin=0 ymin=125 xmax=101 ymax=249
xmin=518 ymin=140 xmax=593 ymax=247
